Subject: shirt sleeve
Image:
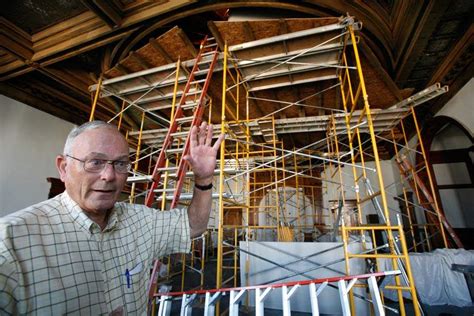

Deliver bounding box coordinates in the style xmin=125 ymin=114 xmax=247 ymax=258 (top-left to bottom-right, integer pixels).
xmin=0 ymin=223 xmax=23 ymax=315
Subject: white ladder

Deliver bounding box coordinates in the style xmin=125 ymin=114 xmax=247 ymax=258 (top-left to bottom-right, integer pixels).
xmin=153 ymin=270 xmax=401 ymax=316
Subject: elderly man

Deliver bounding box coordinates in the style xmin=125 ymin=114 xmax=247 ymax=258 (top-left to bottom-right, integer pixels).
xmin=0 ymin=120 xmax=224 ymax=315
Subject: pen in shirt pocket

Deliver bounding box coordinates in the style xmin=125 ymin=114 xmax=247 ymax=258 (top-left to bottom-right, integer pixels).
xmin=125 ymin=262 xmax=143 ymax=288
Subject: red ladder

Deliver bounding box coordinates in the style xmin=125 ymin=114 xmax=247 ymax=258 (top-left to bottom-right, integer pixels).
xmin=396 ymin=155 xmax=464 ymax=248
xmin=144 ymin=36 xmax=219 ymax=207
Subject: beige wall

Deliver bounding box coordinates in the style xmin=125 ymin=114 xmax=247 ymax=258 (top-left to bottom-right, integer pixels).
xmin=432 ymin=78 xmax=474 ymax=228
xmin=0 ymin=95 xmax=74 ymax=216
xmin=436 ymin=78 xmax=474 ymax=137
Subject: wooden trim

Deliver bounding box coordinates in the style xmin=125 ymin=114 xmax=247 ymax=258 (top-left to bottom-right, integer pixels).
xmin=429 ymin=24 xmax=474 ymax=85
xmin=120 ymin=0 xmax=194 ymax=26
xmin=40 ymin=28 xmax=138 ymax=68
xmin=176 ymin=28 xmax=198 ymax=57
xmin=82 ymin=0 xmax=123 ymax=27
xmin=395 ymin=0 xmax=450 ymax=82
xmin=391 ymin=1 xmax=425 ymax=67
xmin=0 ymin=17 xmax=33 ymax=61
xmin=430 ymin=148 xmax=473 ymax=164
xmin=0 ymin=59 xmax=27 ymax=77
xmin=207 ymin=21 xmax=225 ymax=50
xmin=438 ymin=183 xmax=474 ymax=190
xmin=33 ymin=23 xmax=111 ymax=59
xmin=2 ymin=1 xmax=192 ymax=77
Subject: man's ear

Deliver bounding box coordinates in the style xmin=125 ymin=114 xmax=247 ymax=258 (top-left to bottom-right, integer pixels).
xmin=56 ymin=155 xmax=67 ymax=182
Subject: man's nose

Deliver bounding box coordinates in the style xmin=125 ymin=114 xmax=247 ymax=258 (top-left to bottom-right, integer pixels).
xmin=100 ymin=162 xmax=116 ymax=181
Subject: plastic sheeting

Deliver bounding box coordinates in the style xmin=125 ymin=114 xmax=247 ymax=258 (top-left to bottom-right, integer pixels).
xmin=380 ymin=248 xmax=474 ymax=306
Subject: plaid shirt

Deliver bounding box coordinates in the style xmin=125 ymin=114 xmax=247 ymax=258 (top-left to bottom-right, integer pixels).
xmin=0 ymin=192 xmax=190 ymax=315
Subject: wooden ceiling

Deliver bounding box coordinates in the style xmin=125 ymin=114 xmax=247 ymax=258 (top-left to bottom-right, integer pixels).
xmin=1 ymin=1 xmax=473 ymax=145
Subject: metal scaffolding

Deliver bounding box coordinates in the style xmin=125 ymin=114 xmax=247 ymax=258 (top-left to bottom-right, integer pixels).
xmin=87 ymin=15 xmax=453 ymax=315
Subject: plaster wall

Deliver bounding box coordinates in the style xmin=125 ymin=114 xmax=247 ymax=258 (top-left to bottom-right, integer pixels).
xmin=0 ymin=95 xmax=74 ymax=216
xmin=431 ymin=124 xmax=473 ymax=228
xmin=432 ymin=79 xmax=474 ymax=229
xmin=436 ymin=78 xmax=474 ymax=137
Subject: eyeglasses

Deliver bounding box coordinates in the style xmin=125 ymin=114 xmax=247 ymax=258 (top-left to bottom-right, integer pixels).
xmin=66 ymin=155 xmax=131 ymax=174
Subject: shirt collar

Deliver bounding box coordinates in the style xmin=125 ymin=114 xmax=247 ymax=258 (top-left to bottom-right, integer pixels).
xmin=60 ymin=191 xmax=123 ymax=233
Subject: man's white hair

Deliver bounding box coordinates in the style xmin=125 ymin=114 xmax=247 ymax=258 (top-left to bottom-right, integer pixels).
xmin=63 ymin=120 xmax=116 ymax=155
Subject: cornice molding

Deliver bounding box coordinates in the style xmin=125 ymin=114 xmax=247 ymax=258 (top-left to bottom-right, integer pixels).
xmin=0 ymin=17 xmax=33 ymax=61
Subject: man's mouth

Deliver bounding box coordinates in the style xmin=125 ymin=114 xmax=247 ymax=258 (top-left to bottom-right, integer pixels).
xmin=93 ymin=189 xmax=115 ymax=193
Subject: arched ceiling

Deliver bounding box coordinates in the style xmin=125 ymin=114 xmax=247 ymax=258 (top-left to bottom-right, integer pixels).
xmin=0 ymin=0 xmax=472 ymax=132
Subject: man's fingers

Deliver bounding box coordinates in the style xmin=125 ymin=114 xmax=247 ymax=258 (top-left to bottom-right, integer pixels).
xmin=212 ymin=133 xmax=225 ymax=151
xmin=198 ymin=121 xmax=207 ymax=145
xmin=205 ymin=124 xmax=213 ymax=146
xmin=190 ymin=125 xmax=198 ymax=148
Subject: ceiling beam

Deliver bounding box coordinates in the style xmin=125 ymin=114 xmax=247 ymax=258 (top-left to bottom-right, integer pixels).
xmin=1 ymin=27 xmax=138 ymax=81
xmin=129 ymin=51 xmax=152 ymax=70
xmin=394 ymin=0 xmax=450 ymax=84
xmin=149 ymin=39 xmax=174 ymax=64
xmin=81 ymin=0 xmax=123 ymax=28
xmin=0 ymin=17 xmax=33 ymax=61
xmin=207 ymin=21 xmax=225 ymax=50
xmin=0 ymin=0 xmax=194 ymax=79
xmin=429 ymin=24 xmax=474 ymax=86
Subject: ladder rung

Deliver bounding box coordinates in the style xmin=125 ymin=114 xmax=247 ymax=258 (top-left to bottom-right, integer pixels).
xmin=201 ymin=51 xmax=216 ymax=57
xmin=181 ymin=102 xmax=198 ymax=110
xmin=158 ymin=166 xmax=178 ymax=172
xmin=175 ymin=116 xmax=194 ymax=123
xmin=222 ymin=265 xmax=238 ymax=269
xmin=185 ymin=90 xmax=202 ymax=95
xmin=127 ymin=175 xmax=152 ymax=183
xmin=171 ymin=131 xmax=189 ymax=137
xmin=203 ymin=43 xmax=217 ymax=48
xmin=384 ymin=285 xmax=412 ymax=291
xmin=146 ymin=101 xmax=196 ymax=111
xmin=190 ymin=79 xmax=206 ymax=85
xmin=166 ymin=147 xmax=185 ymax=154
xmin=153 ymin=188 xmax=176 ymax=193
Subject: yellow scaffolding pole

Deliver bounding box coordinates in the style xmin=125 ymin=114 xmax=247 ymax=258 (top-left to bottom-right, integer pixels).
xmin=391 ymin=129 xmax=418 ymax=252
xmin=89 ymin=75 xmax=103 ymax=121
xmin=315 ymin=21 xmax=423 ymax=316
xmin=129 ymin=111 xmax=145 ymax=203
xmin=216 ymin=44 xmax=228 ymax=311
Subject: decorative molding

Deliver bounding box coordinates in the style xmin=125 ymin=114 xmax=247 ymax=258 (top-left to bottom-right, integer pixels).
xmin=0 ymin=17 xmax=33 ymax=61
xmin=1 ymin=0 xmax=194 ymax=79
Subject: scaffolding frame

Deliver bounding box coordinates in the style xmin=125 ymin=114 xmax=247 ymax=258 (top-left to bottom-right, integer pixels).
xmin=86 ymin=15 xmax=453 ymax=315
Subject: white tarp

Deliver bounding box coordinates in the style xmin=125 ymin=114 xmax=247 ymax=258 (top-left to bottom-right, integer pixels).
xmin=239 ymin=241 xmax=371 ymax=314
xmin=381 ymin=248 xmax=474 ymax=306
